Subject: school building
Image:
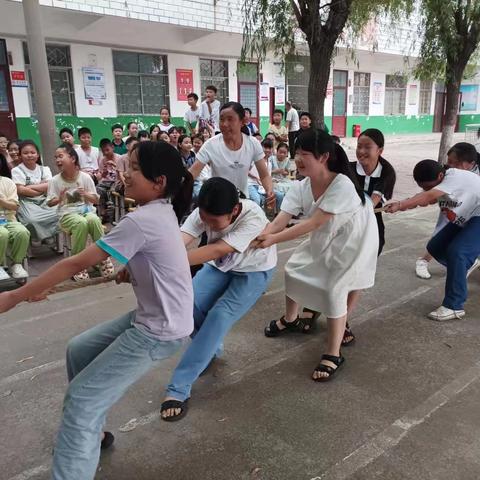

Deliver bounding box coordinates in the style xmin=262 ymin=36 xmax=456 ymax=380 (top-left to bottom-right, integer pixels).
xmin=1 ymin=0 xmax=480 ymax=145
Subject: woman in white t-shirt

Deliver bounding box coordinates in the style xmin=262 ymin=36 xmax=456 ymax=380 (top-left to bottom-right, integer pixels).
xmin=257 ymin=129 xmax=379 ymax=382
xmin=11 ymin=141 xmax=58 ymax=241
xmin=189 ymin=101 xmax=275 ymax=206
xmin=47 ymin=144 xmax=114 ymax=281
xmin=161 ymin=177 xmax=277 ymax=421
xmin=386 ymin=159 xmax=480 ymax=321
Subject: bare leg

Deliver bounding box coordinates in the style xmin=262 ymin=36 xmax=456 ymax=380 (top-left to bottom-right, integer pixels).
xmin=422 ymin=252 xmax=433 ymax=262
xmin=347 ymin=290 xmax=361 ymax=314
xmin=285 ymin=295 xmax=299 ymax=322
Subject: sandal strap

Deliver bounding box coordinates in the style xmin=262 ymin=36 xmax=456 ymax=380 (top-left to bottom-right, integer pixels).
xmin=302 ymin=307 xmax=318 ymax=316
xmin=314 ymin=363 xmax=335 ymax=375
xmin=161 ymin=399 xmax=186 ymax=411
xmin=321 ymin=354 xmax=344 ymax=366
xmin=279 ymin=315 xmax=299 ymax=329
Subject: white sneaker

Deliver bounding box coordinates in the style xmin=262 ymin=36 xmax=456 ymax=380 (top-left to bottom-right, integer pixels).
xmin=467 ymin=258 xmax=480 ymax=278
xmin=415 ymin=258 xmax=432 ymax=279
xmin=10 ymin=263 xmax=28 ymax=279
xmin=428 ymin=305 xmax=465 ymax=321
xmin=0 ymin=266 xmax=11 ymax=281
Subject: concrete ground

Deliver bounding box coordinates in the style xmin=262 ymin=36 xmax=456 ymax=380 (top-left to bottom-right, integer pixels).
xmin=2 ymin=133 xmax=480 ymax=480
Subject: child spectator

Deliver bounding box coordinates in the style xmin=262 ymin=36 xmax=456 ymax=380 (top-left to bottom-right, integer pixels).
xmin=253 ymin=132 xmax=263 ymax=142
xmin=159 ymin=106 xmax=175 ymax=133
xmin=177 ymin=126 xmax=187 ymax=135
xmin=199 ymin=126 xmax=212 ymax=143
xmin=270 ymin=142 xmax=293 ymax=194
xmin=0 ymin=133 xmax=12 ymax=168
xmin=268 ymin=109 xmax=289 ymax=150
xmin=244 ymin=108 xmax=258 ymax=135
xmin=199 ymin=85 xmax=220 ymax=133
xmin=177 ymin=135 xmax=196 ymax=168
xmin=7 ymin=140 xmax=21 ymax=168
xmin=285 ymin=101 xmax=300 ymax=159
xmin=111 ymin=124 xmax=127 ymax=155
xmin=59 ymin=128 xmax=77 ymax=148
xmin=149 ymin=124 xmax=161 ymax=141
xmin=299 ymin=112 xmax=313 ymax=132
xmin=159 ymin=132 xmax=170 ymax=143
xmin=123 ymin=121 xmax=138 ymax=141
xmin=137 ymin=130 xmax=150 ymax=141
xmin=0 ymin=153 xmax=30 ymax=280
xmin=265 ymin=132 xmax=276 ymax=145
xmin=75 ymin=127 xmax=101 ymax=182
xmin=98 ymin=139 xmax=120 ymax=222
xmin=11 ymin=140 xmax=58 ymax=242
xmin=184 ymin=93 xmax=200 ymax=134
xmin=168 ymin=126 xmax=181 ymax=148
xmin=115 ymin=137 xmax=138 ymax=195
xmin=191 ymin=134 xmax=209 ymax=200
xmin=48 ymin=143 xmax=113 ymax=281
xmin=191 ymin=133 xmax=204 ymax=155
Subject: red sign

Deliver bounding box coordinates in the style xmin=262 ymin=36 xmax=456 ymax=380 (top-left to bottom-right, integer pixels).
xmin=11 ymin=70 xmax=28 ymax=87
xmin=176 ymin=69 xmax=194 ymax=101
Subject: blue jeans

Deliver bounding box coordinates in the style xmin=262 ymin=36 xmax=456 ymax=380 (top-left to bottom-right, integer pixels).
xmin=427 ymin=216 xmax=480 ymax=310
xmin=52 ymin=311 xmax=184 ymax=480
xmin=166 ymin=264 xmax=275 ymax=401
xmin=248 ymin=184 xmax=285 ymax=210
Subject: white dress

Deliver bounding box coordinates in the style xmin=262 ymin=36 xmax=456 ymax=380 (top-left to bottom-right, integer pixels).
xmin=282 ymin=174 xmax=379 ymax=318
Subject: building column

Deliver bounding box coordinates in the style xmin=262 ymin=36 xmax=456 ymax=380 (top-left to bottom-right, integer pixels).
xmin=23 ymin=0 xmax=57 ymax=171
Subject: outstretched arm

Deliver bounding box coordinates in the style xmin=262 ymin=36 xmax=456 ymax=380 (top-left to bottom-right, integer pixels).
xmin=385 ymin=189 xmax=443 ymax=213
xmin=187 ymin=240 xmax=235 ymax=266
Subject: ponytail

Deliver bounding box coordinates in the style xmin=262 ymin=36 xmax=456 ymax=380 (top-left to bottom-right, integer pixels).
xmin=172 ymin=169 xmax=194 ymax=222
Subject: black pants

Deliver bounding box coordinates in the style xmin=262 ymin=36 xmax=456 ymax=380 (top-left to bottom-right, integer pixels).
xmin=288 ymin=130 xmax=299 ymax=159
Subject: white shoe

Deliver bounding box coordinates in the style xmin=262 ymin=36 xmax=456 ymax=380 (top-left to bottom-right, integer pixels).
xmin=0 ymin=266 xmax=11 ymax=281
xmin=428 ymin=305 xmax=465 ymax=321
xmin=415 ymin=258 xmax=432 ymax=279
xmin=467 ymin=258 xmax=480 ymax=278
xmin=10 ymin=263 xmax=28 ymax=279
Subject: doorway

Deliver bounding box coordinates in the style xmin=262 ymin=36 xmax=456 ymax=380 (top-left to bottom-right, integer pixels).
xmin=0 ymin=39 xmax=18 ymax=140
xmin=332 ymin=70 xmax=347 ymax=137
xmin=237 ymin=62 xmax=259 ymax=128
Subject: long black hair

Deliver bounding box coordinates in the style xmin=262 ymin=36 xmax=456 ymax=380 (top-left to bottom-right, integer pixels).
xmin=198 ymin=177 xmax=239 ymax=215
xmin=296 ymin=129 xmax=365 ymax=204
xmin=134 ymin=141 xmax=193 ymax=222
xmin=0 ymin=153 xmax=11 ymax=178
xmin=447 ymin=142 xmax=480 ymax=168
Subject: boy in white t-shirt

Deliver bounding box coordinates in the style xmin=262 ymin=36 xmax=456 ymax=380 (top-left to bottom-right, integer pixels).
xmin=199 ymin=85 xmax=221 ymax=133
xmin=184 ymin=93 xmax=200 ymax=134
xmin=160 ymin=178 xmax=276 ymax=421
xmin=75 ymin=127 xmax=101 ymax=182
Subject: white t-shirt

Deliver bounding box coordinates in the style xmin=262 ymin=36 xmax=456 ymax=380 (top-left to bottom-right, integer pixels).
xmin=286 ymin=108 xmax=300 ymax=132
xmin=74 ymin=146 xmax=101 ymax=172
xmin=199 ymin=99 xmax=221 ymax=131
xmin=12 ymin=164 xmax=52 ymax=186
xmin=435 ymin=168 xmax=480 ymax=226
xmin=0 ymin=176 xmax=19 ymax=221
xmin=181 ymin=199 xmax=277 ymax=273
xmin=158 ymin=123 xmax=175 ymax=133
xmin=248 ymin=159 xmax=271 ymax=194
xmin=196 ymin=133 xmax=265 ymax=198
xmin=47 ymin=171 xmax=98 ymax=218
xmin=184 ymin=108 xmax=200 ymax=126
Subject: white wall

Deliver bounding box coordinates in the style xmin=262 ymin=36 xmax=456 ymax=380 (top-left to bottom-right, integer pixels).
xmin=70 ymin=44 xmax=117 ymax=117
xmin=405 ymin=80 xmax=420 ymax=116
xmin=5 ymin=37 xmax=31 ymax=117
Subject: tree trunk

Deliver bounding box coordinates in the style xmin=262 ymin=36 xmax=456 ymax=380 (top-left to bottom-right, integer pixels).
xmin=308 ymin=47 xmax=332 ymax=130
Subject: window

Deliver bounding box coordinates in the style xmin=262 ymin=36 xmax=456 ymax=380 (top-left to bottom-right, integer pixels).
xmin=113 ymin=50 xmax=169 ymax=114
xmin=419 ymin=80 xmax=433 ymax=115
xmin=23 ymin=43 xmax=75 ymax=115
xmin=285 ymin=55 xmax=310 ymax=111
xmin=353 ymin=72 xmax=370 ymax=115
xmin=200 ymin=59 xmax=229 ymax=105
xmin=237 ymin=62 xmax=258 ymax=118
xmin=384 ymin=75 xmax=407 ymax=115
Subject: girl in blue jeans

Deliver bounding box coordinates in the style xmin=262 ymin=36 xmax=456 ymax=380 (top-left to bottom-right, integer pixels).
xmin=161 ymin=177 xmax=277 ymax=421
xmin=386 ymin=159 xmax=480 ymax=321
xmin=0 ymin=141 xmax=194 ymax=480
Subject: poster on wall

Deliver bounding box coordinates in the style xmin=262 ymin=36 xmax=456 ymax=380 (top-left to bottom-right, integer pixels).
xmin=460 ymin=84 xmax=479 ymax=111
xmin=275 ymin=85 xmax=285 ymax=105
xmin=273 ymin=62 xmax=285 ymax=88
xmin=10 ymin=71 xmax=28 ymax=88
xmin=408 ymin=84 xmax=418 ymax=105
xmin=82 ymin=67 xmax=106 ymax=100
xmin=176 ymin=69 xmax=194 ymax=101
xmin=260 ymin=82 xmax=269 ymax=101
xmin=372 ymin=81 xmax=383 ymax=104
xmin=326 ymin=80 xmax=333 ymax=98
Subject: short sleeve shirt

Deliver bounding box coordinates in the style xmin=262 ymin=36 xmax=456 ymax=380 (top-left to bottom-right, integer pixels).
xmin=97 ymin=199 xmax=193 ymax=340
xmin=0 ymin=176 xmax=19 ymax=221
xmin=184 ymin=108 xmax=200 ymax=128
xmin=11 ymin=164 xmax=52 ymax=186
xmin=199 ymin=100 xmax=221 ymax=131
xmin=99 ymin=154 xmax=120 ymax=183
xmin=158 ymin=123 xmax=175 ymax=133
xmin=181 ymin=199 xmax=277 ymax=273
xmin=75 ymin=146 xmax=101 ymax=172
xmin=286 ymin=108 xmax=300 ymax=132
xmin=196 ymin=133 xmax=265 ymax=198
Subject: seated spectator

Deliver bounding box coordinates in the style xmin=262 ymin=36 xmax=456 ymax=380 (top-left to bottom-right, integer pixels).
xmin=149 ymin=125 xmax=161 ymax=141
xmin=11 ymin=140 xmax=58 ymax=242
xmin=0 ymin=133 xmax=12 ymax=168
xmin=7 ymin=140 xmax=21 ymax=168
xmin=244 ymin=108 xmax=258 ymax=135
xmin=47 ymin=143 xmax=113 ymax=281
xmin=178 ymin=135 xmax=196 ymax=168
xmin=98 ymin=139 xmax=120 ymax=222
xmin=192 ymin=134 xmax=204 ymax=155
xmin=59 ymin=128 xmax=77 ymax=148
xmin=265 ymin=132 xmax=276 ymax=146
xmin=199 ymin=126 xmax=212 ymax=143
xmin=0 ymin=153 xmax=30 ymax=280
xmin=159 ymin=132 xmax=170 ymax=143
xmin=268 ymin=109 xmax=289 ymax=150
xmin=115 ymin=137 xmax=138 ymax=195
xmin=75 ymin=127 xmax=101 ymax=183
xmin=159 ymin=106 xmax=175 ymax=133
xmin=123 ymin=121 xmax=138 ymax=141
xmin=168 ymin=126 xmax=181 ymax=148
xmin=191 ymin=134 xmax=208 ymax=201
xmin=111 ymin=124 xmax=127 ymax=155
xmin=138 ymin=130 xmax=150 ymax=141
xmin=270 ymin=142 xmax=293 ymax=194
xmin=299 ymin=112 xmax=313 ymax=132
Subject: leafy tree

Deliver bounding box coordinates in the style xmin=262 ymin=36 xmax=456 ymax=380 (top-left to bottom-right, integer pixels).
xmin=414 ymin=0 xmax=480 ymax=162
xmin=241 ymin=0 xmax=411 ymax=130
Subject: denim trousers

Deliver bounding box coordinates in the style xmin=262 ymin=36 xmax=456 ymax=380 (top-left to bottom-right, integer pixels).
xmin=52 ymin=311 xmax=184 ymax=480
xmin=427 ymin=216 xmax=480 ymax=310
xmin=248 ymin=184 xmax=285 ymax=211
xmin=166 ymin=264 xmax=275 ymax=401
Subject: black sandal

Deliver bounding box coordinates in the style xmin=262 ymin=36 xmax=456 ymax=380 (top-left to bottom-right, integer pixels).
xmin=101 ymin=431 xmax=115 ymax=450
xmin=312 ymin=354 xmax=345 ymax=382
xmin=264 ymin=315 xmax=300 ymax=337
xmin=300 ymin=308 xmax=320 ymax=333
xmin=161 ymin=399 xmax=189 ymax=422
xmin=341 ymin=322 xmax=356 ymax=347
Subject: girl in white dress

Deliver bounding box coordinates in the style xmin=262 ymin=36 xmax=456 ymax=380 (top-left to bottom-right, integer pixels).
xmin=257 ymin=129 xmax=379 ymax=382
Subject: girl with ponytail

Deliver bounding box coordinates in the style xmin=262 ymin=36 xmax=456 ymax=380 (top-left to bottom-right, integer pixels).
xmin=0 ymin=140 xmax=194 ymax=479
xmin=256 ymin=129 xmax=379 ymax=383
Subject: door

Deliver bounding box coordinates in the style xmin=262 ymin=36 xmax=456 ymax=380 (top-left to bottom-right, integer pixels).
xmin=0 ymin=39 xmax=17 ymax=139
xmin=237 ymin=62 xmax=259 ymax=128
xmin=332 ymin=70 xmax=347 ymax=137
